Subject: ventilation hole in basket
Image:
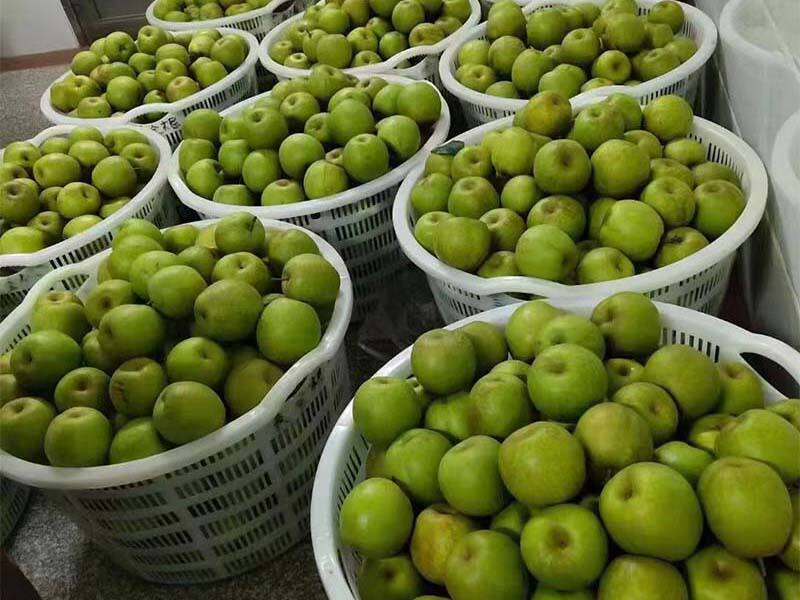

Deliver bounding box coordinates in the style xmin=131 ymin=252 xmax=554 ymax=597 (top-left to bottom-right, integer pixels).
xmin=740 ymin=353 xmax=800 ymax=398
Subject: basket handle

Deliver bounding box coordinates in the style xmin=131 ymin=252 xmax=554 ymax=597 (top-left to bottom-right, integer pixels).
xmin=729 ymin=332 xmax=800 ymax=392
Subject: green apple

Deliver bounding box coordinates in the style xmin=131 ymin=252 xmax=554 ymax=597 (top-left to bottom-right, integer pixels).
xmin=480 ymin=208 xmax=525 ymax=253
xmin=715 ymin=409 xmax=800 ymax=483
xmin=568 ymin=105 xmax=625 ymax=153
xmin=0 ymin=397 xmax=56 ymax=462
xmin=67 ymin=140 xmax=110 ymax=171
xmin=591 ymin=49 xmax=631 ymax=84
xmin=487 ymin=1 xmax=525 ymax=40
xmin=692 ymin=180 xmax=745 ymax=239
xmin=108 ymin=417 xmax=169 ymax=464
xmin=152 ymin=381 xmax=225 ymax=445
xmin=597 ymin=199 xmax=663 ymax=261
xmin=577 ymin=246 xmax=634 ymax=284
xmin=605 ymin=358 xmax=644 ymax=393
xmin=357 ymin=555 xmax=423 ymax=600
xmin=521 ymin=504 xmax=608 ymax=590
xmin=655 ymin=226 xmax=709 ymax=267
xmin=643 ymin=95 xmax=693 ymax=142
xmin=148 ymin=265 xmax=207 ymax=320
xmin=11 ymin=330 xmax=81 ymax=392
xmin=576 ymin=402 xmax=653 ymax=484
xmin=665 ymin=36 xmax=697 ymax=62
xmin=648 ymin=0 xmax=685 ymax=33
xmin=625 ymin=129 xmax=663 ymax=159
xmin=411 ymin=504 xmax=477 ymax=585
xmin=613 ymin=381 xmax=678 ymax=444
xmin=604 ymin=12 xmax=646 ymax=53
xmin=597 ymin=555 xmax=688 ymax=600
xmin=92 ymin=155 xmax=137 ymax=198
xmin=128 ymin=250 xmax=180 ymax=300
xmin=715 ymin=361 xmax=764 ymax=414
xmin=242 ymin=150 xmax=280 ymax=193
xmin=179 ymin=139 xmax=217 ymax=175
xmin=590 ymin=291 xmax=662 ymax=357
xmin=699 ymin=456 xmax=792 ymax=558
xmin=222 ymin=358 xmax=283 ymax=418
xmin=500 ymin=175 xmax=542 ymax=215
xmin=438 ymin=435 xmax=507 ymax=516
xmin=515 ymin=224 xmax=578 ymax=281
xmin=339 ymin=477 xmax=413 ymax=558
xmin=193 ymin=279 xmax=261 ymax=343
xmin=664 ymin=138 xmax=705 ymax=167
xmin=30 ymin=298 xmax=90 ymax=342
xmin=109 ymin=358 xmax=166 ymax=417
xmin=592 ymin=139 xmax=651 ymax=198
xmin=302 ymin=159 xmax=348 ymax=198
xmin=182 ymin=109 xmax=222 ymax=144
xmin=527 ymin=8 xmax=569 ymax=50
xmin=600 ymin=461 xmax=703 ymax=560
xmin=342 ymin=133 xmax=389 ymax=183
xmin=211 ymin=251 xmax=270 ymax=293
xmin=281 ymin=253 xmax=340 ymax=307
xmin=638 ymin=48 xmax=681 ymax=81
xmin=447 ymin=176 xmax=499 ymax=219
xmin=0 ymin=373 xmax=24 ymax=408
xmin=445 ymin=530 xmax=528 ymax=600
xmin=0 ymin=180 xmax=40 ymax=225
xmin=98 ymin=304 xmax=165 ymax=362
xmin=280 ymin=92 xmax=321 ymax=131
xmin=256 ymin=297 xmax=320 ymax=365
xmin=0 ymin=226 xmax=46 ymax=253
xmin=490 ymin=127 xmax=538 ymax=177
xmin=499 ymin=421 xmax=586 ymax=506
xmin=510 ymin=51 xmax=555 ymax=98
xmin=468 ymin=373 xmax=532 ymax=438
xmin=166 ymin=337 xmax=228 ymax=388
xmin=693 ymin=161 xmax=740 ymax=187
xmin=55 ymin=182 xmax=101 ymax=219
xmin=456 ymin=64 xmax=497 ymax=93
xmin=214 ymin=212 xmax=265 ymax=255
xmin=385 ymin=428 xmax=451 ymax=504
xmin=266 ymin=228 xmax=318 ymax=269
xmin=434 ymin=216 xmax=491 ymax=272
xmin=487 ymin=37 xmax=524 ymax=78
xmin=411 ymin=328 xmax=476 ymax=395
xmin=413 ymin=210 xmax=451 ymax=253
xmin=654 ymin=440 xmax=713 ymax=486
xmin=505 ymin=300 xmax=562 ymax=361
xmin=688 ymin=413 xmax=733 ymax=454
xmin=451 ymin=145 xmax=491 ymax=180
xmin=640 ymin=176 xmax=696 ymax=227
xmin=32 ymin=152 xmax=82 ymax=189
xmin=533 ymin=313 xmax=605 ymax=358
xmin=53 ymin=367 xmax=110 ymax=413
xmin=424 ymin=391 xmax=472 ymax=441
xmin=136 ymin=25 xmax=170 ymax=54
xmin=162 ymin=224 xmax=198 ymax=254
xmin=643 ymin=344 xmax=720 ymax=420
xmin=686 ymin=545 xmax=766 ymax=600
xmin=770 ymin=399 xmax=800 ymax=431
xmin=527 ymin=195 xmax=587 ymax=241
xmin=242 ymin=107 xmax=288 ymax=150
xmin=411 ymin=173 xmax=452 ymax=215
xmin=490 ymin=501 xmax=529 ymax=540
xmin=44 ymin=406 xmax=112 ymax=466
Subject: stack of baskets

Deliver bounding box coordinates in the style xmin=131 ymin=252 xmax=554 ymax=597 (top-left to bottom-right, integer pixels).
xmin=0 ymin=219 xmax=353 ymax=584
xmin=439 ymin=0 xmax=718 ymax=127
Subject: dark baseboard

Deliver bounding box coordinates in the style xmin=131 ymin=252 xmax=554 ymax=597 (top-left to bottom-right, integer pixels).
xmin=0 ymin=48 xmax=81 ymax=72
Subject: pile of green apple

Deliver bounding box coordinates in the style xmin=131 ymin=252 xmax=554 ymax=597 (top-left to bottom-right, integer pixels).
xmin=454 ymin=0 xmax=697 ymax=100
xmin=411 ymin=92 xmax=744 ymax=284
xmin=0 ymin=213 xmax=341 ymax=467
xmin=0 ymin=127 xmax=160 ymax=255
xmin=267 ymin=0 xmax=472 ymax=70
xmin=178 ymin=67 xmax=441 ymax=205
xmin=338 ymin=292 xmax=800 ymax=600
xmin=51 ymin=26 xmax=249 ymax=119
xmin=153 ymin=0 xmax=272 ymax=22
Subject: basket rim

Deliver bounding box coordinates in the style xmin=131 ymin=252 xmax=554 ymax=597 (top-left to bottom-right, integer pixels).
xmin=145 ymin=0 xmax=296 ymax=31
xmin=0 ymin=217 xmax=353 ymax=490
xmin=38 ymin=27 xmax=260 ymax=128
xmin=438 ymin=0 xmax=718 ymax=113
xmin=169 ymin=73 xmax=452 ymax=219
xmin=391 ymin=95 xmax=769 ymax=298
xmin=719 ymin=0 xmax=795 ymax=62
xmin=310 ymin=296 xmax=800 ymax=600
xmin=0 ymin=124 xmax=172 ymax=270
xmin=257 ymin=0 xmax=482 ymax=78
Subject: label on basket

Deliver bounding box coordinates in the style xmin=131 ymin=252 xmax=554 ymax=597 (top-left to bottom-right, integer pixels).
xmin=432 ymin=140 xmax=465 ymax=156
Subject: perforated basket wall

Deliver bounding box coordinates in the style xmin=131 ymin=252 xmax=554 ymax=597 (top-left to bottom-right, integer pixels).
xmin=392 ymin=103 xmax=768 ymax=325
xmin=439 ymin=0 xmax=717 ymax=127
xmin=0 ymin=125 xmax=178 ymax=322
xmin=0 ymin=477 xmax=30 ymax=545
xmin=170 ymin=75 xmax=451 ymax=321
xmin=310 ymin=298 xmax=800 ymax=600
xmin=0 ymin=218 xmax=353 ymax=584
xmin=39 ymin=29 xmax=260 ymax=149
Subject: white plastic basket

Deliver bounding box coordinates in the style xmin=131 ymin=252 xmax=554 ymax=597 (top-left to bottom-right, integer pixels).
xmin=0 ymin=125 xmax=176 ymax=322
xmin=0 ymin=217 xmax=352 ymax=584
xmin=169 ymin=74 xmax=451 ymax=320
xmin=146 ymin=0 xmax=300 ymax=40
xmin=310 ymin=297 xmax=800 ymax=600
xmin=258 ymin=0 xmax=481 ymax=83
xmin=392 ymin=99 xmax=768 ymax=324
xmin=0 ymin=477 xmax=30 ymax=544
xmin=770 ymin=109 xmax=800 ymax=304
xmin=439 ymin=0 xmax=717 ymax=127
xmin=39 ymin=28 xmax=260 ymax=149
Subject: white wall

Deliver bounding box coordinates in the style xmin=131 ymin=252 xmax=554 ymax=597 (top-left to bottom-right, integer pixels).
xmin=0 ymin=0 xmax=79 ymax=57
